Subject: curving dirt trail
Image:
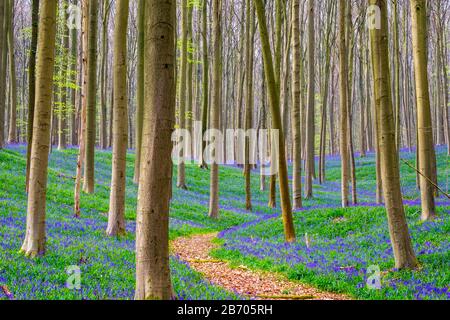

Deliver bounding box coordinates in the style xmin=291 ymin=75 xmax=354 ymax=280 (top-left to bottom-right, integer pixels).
xmin=171 ymin=233 xmax=351 ymax=300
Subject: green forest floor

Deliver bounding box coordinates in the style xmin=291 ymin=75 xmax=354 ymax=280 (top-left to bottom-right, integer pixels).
xmin=0 ymin=144 xmax=449 ymax=300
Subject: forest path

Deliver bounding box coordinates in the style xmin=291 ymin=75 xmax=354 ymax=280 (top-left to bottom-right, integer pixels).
xmin=171 ymin=233 xmax=351 ymax=300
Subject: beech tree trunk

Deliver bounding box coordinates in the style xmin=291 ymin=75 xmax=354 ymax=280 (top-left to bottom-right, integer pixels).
xmin=304 ymin=0 xmax=315 ymax=199
xmin=83 ymin=0 xmax=98 ymax=194
xmin=318 ymin=0 xmax=334 ymax=184
xmin=410 ymin=0 xmax=436 ymax=221
xmin=268 ymin=0 xmax=282 ymax=209
xmin=244 ymin=0 xmax=254 ymax=211
xmin=338 ymin=0 xmax=349 ymax=208
xmin=177 ymin=0 xmax=189 ymax=190
xmin=135 ymin=0 xmax=175 ymax=300
xmin=199 ymin=0 xmax=209 ymax=169
xmin=259 ymin=63 xmax=267 ymax=191
xmin=70 ymin=0 xmax=78 ymax=146
xmin=58 ymin=1 xmax=70 ymax=150
xmin=346 ymin=1 xmax=357 ymax=205
xmin=393 ymin=0 xmax=401 ymax=151
xmin=291 ymin=0 xmax=302 ymax=209
xmin=7 ymin=0 xmax=17 ymax=144
xmin=106 ymin=0 xmax=129 ymax=237
xmin=254 ymin=0 xmax=296 ymax=243
xmin=208 ymin=0 xmax=222 ymax=219
xmin=133 ymin=0 xmax=145 ymax=183
xmin=25 ymin=0 xmax=39 ymax=191
xmin=74 ymin=0 xmax=89 ymax=217
xmin=20 ymin=0 xmax=57 ymax=257
xmin=99 ymin=0 xmax=110 ymax=150
xmin=370 ymin=0 xmax=418 ymax=269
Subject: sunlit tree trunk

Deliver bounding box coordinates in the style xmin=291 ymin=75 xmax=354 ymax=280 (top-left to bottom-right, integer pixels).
xmin=74 ymin=0 xmax=89 ymax=217
xmin=254 ymin=0 xmax=296 ymax=243
xmin=106 ymin=0 xmax=129 ymax=237
xmin=259 ymin=63 xmax=267 ymax=191
xmin=358 ymin=30 xmax=366 ymax=157
xmin=244 ymin=0 xmax=254 ymax=211
xmin=83 ymin=0 xmax=98 ymax=194
xmin=304 ymin=0 xmax=315 ymax=199
xmin=291 ymin=0 xmax=302 ymax=209
xmin=368 ymin=33 xmax=383 ymax=204
xmin=20 ymin=0 xmax=58 ymax=257
xmin=99 ymin=0 xmax=110 ymax=150
xmin=393 ymin=0 xmax=401 ymax=150
xmin=135 ymin=0 xmax=175 ymax=300
xmin=133 ymin=0 xmax=145 ymax=183
xmin=280 ymin=4 xmax=290 ymax=164
xmin=25 ymin=0 xmax=39 ymax=191
xmin=108 ymin=77 xmax=113 ymax=147
xmin=346 ymin=1 xmax=357 ymax=205
xmin=70 ymin=0 xmax=78 ymax=146
xmin=177 ymin=0 xmax=189 ymax=190
xmin=186 ymin=7 xmax=193 ymax=165
xmin=440 ymin=34 xmax=450 ymax=155
xmin=338 ymin=0 xmax=349 ymax=208
xmin=402 ymin=8 xmax=413 ymax=152
xmin=318 ymin=1 xmax=334 ymax=183
xmin=58 ymin=1 xmax=70 ymax=150
xmin=329 ymin=84 xmax=336 ymax=155
xmin=208 ymin=0 xmax=222 ymax=219
xmin=434 ymin=41 xmax=444 ymax=147
xmin=235 ymin=0 xmax=245 ymax=167
xmin=435 ymin=0 xmax=449 ymax=153
xmin=7 ymin=0 xmax=17 ymax=144
xmin=410 ymin=0 xmax=436 ymax=221
xmin=268 ymin=0 xmax=282 ymax=209
xmin=365 ymin=45 xmax=373 ymax=152
xmin=199 ymin=0 xmax=209 ymax=169
xmin=370 ymin=0 xmax=418 ymax=269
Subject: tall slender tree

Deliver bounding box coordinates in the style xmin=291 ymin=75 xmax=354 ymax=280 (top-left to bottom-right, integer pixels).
xmin=20 ymin=0 xmax=58 ymax=257
xmin=83 ymin=0 xmax=98 ymax=194
xmin=410 ymin=0 xmax=436 ymax=221
xmin=346 ymin=0 xmax=357 ymax=205
xmin=135 ymin=0 xmax=175 ymax=300
xmin=99 ymin=0 xmax=110 ymax=150
xmin=74 ymin=0 xmax=89 ymax=217
xmin=133 ymin=0 xmax=145 ymax=183
xmin=58 ymin=0 xmax=70 ymax=150
xmin=70 ymin=0 xmax=78 ymax=146
xmin=7 ymin=0 xmax=17 ymax=144
xmin=318 ymin=0 xmax=335 ymax=183
xmin=106 ymin=0 xmax=129 ymax=237
xmin=339 ymin=0 xmax=349 ymax=207
xmin=244 ymin=0 xmax=254 ymax=211
xmin=199 ymin=0 xmax=209 ymax=169
xmin=393 ymin=0 xmax=401 ymax=150
xmin=259 ymin=63 xmax=267 ymax=191
xmin=26 ymin=0 xmax=40 ymax=192
xmin=208 ymin=0 xmax=222 ymax=219
xmin=304 ymin=0 xmax=315 ymax=199
xmin=291 ymin=0 xmax=302 ymax=209
xmin=177 ymin=0 xmax=189 ymax=190
xmin=254 ymin=0 xmax=296 ymax=243
xmin=268 ymin=0 xmax=283 ymax=209
xmin=369 ymin=0 xmax=418 ymax=269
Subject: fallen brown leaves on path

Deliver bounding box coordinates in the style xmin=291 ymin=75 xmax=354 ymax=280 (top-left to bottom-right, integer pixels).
xmin=171 ymin=233 xmax=351 ymax=300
